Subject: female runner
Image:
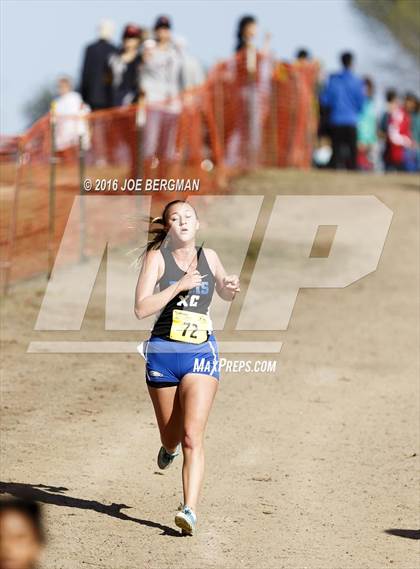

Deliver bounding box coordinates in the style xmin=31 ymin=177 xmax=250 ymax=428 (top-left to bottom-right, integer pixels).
xmin=135 ymin=199 xmax=240 ymax=535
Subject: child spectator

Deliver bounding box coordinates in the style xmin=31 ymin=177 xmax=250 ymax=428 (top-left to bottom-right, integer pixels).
xmin=54 ymin=76 xmax=90 ymax=160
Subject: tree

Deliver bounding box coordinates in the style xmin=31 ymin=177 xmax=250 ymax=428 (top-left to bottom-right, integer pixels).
xmin=354 ymin=0 xmax=420 ymax=62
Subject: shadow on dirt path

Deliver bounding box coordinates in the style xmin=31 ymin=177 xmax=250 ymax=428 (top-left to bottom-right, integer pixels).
xmin=0 ymin=481 xmax=181 ymax=537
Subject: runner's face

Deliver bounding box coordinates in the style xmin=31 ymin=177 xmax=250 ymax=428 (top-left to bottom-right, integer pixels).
xmin=165 ymin=204 xmax=198 ymax=243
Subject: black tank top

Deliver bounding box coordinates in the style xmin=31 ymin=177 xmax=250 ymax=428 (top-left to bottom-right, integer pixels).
xmin=151 ymin=245 xmax=215 ymax=340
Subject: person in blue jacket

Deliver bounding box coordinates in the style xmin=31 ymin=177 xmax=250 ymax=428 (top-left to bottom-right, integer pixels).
xmin=321 ymin=52 xmax=365 ymax=170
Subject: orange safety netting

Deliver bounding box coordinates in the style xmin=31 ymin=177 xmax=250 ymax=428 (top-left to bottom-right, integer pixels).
xmin=0 ymin=52 xmax=320 ymax=289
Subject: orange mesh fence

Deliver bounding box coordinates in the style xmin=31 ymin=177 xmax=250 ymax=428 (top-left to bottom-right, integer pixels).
xmin=207 ymin=51 xmax=273 ymax=170
xmin=270 ymin=60 xmax=320 ymax=168
xmin=0 ymin=52 xmax=320 ymax=289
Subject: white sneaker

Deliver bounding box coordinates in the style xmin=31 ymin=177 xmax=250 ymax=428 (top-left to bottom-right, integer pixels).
xmin=175 ymin=504 xmax=197 ymax=535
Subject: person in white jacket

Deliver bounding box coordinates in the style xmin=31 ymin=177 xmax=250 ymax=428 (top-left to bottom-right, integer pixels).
xmin=54 ymin=76 xmax=90 ymax=154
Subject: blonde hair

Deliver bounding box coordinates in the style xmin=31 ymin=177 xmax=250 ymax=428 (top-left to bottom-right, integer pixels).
xmin=98 ymin=20 xmax=115 ymax=41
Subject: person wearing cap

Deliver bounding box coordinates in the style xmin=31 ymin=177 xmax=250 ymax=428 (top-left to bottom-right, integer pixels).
xmin=105 ymin=24 xmax=143 ymax=173
xmin=139 ymin=15 xmax=186 ymax=170
xmin=108 ymin=24 xmax=143 ymax=107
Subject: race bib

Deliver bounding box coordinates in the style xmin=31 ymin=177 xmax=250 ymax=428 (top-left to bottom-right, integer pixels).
xmin=169 ymin=309 xmax=210 ymax=344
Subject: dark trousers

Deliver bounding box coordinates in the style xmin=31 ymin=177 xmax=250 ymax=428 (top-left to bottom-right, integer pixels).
xmin=330 ymin=125 xmax=357 ymax=170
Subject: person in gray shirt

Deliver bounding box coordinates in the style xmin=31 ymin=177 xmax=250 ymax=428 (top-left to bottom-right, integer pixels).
xmin=140 ymin=16 xmax=185 ymax=167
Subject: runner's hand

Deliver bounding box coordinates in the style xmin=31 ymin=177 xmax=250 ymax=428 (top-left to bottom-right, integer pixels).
xmin=223 ymin=275 xmax=240 ymax=293
xmin=178 ymin=270 xmax=204 ymax=292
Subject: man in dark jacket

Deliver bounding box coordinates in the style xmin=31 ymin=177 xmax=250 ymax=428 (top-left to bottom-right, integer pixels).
xmin=321 ymin=51 xmax=365 ymax=170
xmin=80 ymin=20 xmax=117 ymax=110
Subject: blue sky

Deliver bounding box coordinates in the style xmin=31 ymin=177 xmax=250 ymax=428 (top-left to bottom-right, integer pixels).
xmin=1 ymin=0 xmax=419 ymax=134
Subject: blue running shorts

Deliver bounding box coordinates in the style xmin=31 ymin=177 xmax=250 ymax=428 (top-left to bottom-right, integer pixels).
xmin=137 ymin=333 xmax=220 ymax=388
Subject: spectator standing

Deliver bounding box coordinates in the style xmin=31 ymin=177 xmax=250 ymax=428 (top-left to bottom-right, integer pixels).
xmin=406 ymin=94 xmax=420 ymax=147
xmin=108 ymin=24 xmax=143 ymax=107
xmin=411 ymin=97 xmax=420 ymax=171
xmin=54 ymin=76 xmax=90 ymax=161
xmin=382 ymin=91 xmax=413 ymax=171
xmin=357 ymin=77 xmax=377 ymax=170
xmin=225 ymin=15 xmax=272 ymax=167
xmin=80 ymin=20 xmax=116 ymax=111
xmin=139 ymin=16 xmax=185 ymax=172
xmin=320 ymin=52 xmax=365 ymax=170
xmin=290 ymin=48 xmax=320 ymax=168
xmin=403 ymin=92 xmax=419 ymax=171
xmin=175 ymin=36 xmax=205 ymax=89
xmin=105 ymin=24 xmax=143 ymax=175
xmin=378 ymin=88 xmax=395 ymax=145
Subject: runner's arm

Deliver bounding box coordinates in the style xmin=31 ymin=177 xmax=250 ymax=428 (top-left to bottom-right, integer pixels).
xmin=134 ymin=250 xmax=183 ymax=319
xmin=208 ymin=249 xmax=240 ymax=301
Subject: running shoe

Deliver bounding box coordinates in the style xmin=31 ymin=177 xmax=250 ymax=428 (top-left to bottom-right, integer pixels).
xmin=175 ymin=504 xmax=197 ymax=535
xmin=157 ymin=444 xmax=180 ymax=470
